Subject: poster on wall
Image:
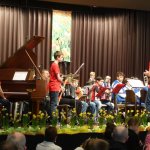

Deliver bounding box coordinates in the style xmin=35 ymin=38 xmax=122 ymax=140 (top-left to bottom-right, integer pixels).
xmin=51 ymin=10 xmax=71 ymax=62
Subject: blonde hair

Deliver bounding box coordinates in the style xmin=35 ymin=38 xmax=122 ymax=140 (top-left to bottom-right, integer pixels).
xmin=146 ymin=126 xmax=150 ymax=132
xmin=90 ymin=72 xmax=95 ymax=77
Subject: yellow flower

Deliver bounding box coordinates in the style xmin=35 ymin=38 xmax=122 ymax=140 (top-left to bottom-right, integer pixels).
xmin=131 ymin=110 xmax=134 ymax=113
xmin=37 ymin=115 xmax=40 ymax=118
xmin=87 ymin=112 xmax=91 ymax=116
xmin=79 ymin=113 xmax=83 ymax=117
xmin=33 ymin=114 xmax=36 ymax=119
xmin=41 ymin=113 xmax=44 ymax=117
xmin=62 ymin=116 xmax=67 ymax=120
xmin=28 ymin=112 xmax=32 ymax=115
xmin=38 ymin=111 xmax=42 ymax=114
xmin=93 ymin=114 xmax=96 ymax=117
xmin=72 ymin=108 xmax=76 ymax=113
xmin=83 ymin=112 xmax=86 ymax=115
xmin=119 ymin=112 xmax=122 ymax=115
xmin=40 ymin=116 xmax=43 ymax=119
xmin=99 ymin=109 xmax=103 ymax=113
xmin=16 ymin=120 xmax=20 ymax=123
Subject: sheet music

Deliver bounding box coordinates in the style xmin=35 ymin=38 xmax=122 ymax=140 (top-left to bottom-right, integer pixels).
xmin=127 ymin=79 xmax=144 ymax=88
xmin=13 ymin=71 xmax=28 ymax=80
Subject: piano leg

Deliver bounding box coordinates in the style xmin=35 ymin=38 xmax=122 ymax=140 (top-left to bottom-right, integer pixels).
xmin=32 ymin=100 xmax=41 ymax=114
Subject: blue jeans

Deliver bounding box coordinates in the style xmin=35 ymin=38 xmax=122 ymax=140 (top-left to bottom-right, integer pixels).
xmin=101 ymin=100 xmax=114 ymax=111
xmin=146 ymin=88 xmax=150 ymax=111
xmin=93 ymin=100 xmax=102 ymax=116
xmin=81 ymin=101 xmax=88 ymax=113
xmin=89 ymin=102 xmax=96 ymax=115
xmin=49 ymin=91 xmax=59 ymax=117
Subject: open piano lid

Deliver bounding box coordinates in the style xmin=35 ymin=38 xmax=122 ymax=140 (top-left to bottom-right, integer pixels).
xmin=0 ymin=36 xmax=47 ymax=114
xmin=0 ymin=36 xmax=44 ymax=69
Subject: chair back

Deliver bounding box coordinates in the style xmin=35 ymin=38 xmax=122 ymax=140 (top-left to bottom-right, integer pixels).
xmin=126 ymin=90 xmax=136 ymax=104
xmin=125 ymin=90 xmax=137 ymax=117
xmin=140 ymin=90 xmax=147 ymax=103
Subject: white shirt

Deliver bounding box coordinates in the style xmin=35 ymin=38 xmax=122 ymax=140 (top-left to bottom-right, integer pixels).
xmin=36 ymin=141 xmax=62 ymax=150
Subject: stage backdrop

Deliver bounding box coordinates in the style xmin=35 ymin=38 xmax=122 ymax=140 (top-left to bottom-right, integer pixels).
xmin=51 ymin=10 xmax=71 ymax=62
xmin=0 ymin=4 xmax=150 ymax=86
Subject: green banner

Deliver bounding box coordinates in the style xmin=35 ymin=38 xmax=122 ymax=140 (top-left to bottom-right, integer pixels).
xmin=51 ymin=10 xmax=71 ymax=62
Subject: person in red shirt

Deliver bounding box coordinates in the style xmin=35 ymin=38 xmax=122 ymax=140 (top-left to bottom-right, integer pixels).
xmin=88 ymin=76 xmax=102 ymax=116
xmin=49 ymin=51 xmax=63 ymax=118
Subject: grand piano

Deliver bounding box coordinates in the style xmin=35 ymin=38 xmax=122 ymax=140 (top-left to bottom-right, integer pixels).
xmin=0 ymin=36 xmax=47 ymax=114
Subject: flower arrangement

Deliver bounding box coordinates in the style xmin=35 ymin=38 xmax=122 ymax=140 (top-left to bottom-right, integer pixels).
xmin=1 ymin=107 xmax=9 ymax=129
xmin=78 ymin=112 xmax=87 ymax=126
xmin=86 ymin=112 xmax=95 ymax=129
xmin=70 ymin=108 xmax=77 ymax=127
xmin=139 ymin=109 xmax=150 ymax=126
xmin=60 ymin=109 xmax=67 ymax=127
xmin=98 ymin=109 xmax=107 ymax=127
xmin=22 ymin=112 xmax=31 ymax=128
xmin=114 ymin=111 xmax=123 ymax=125
xmin=0 ymin=106 xmax=150 ymax=135
xmin=51 ymin=110 xmax=59 ymax=127
xmin=106 ymin=114 xmax=114 ymax=124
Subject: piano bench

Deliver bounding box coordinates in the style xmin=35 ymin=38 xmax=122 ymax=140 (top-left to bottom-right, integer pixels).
xmin=57 ymin=104 xmax=71 ymax=124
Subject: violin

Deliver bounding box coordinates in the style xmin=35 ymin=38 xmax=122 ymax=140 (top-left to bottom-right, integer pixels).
xmin=58 ymin=78 xmax=68 ymax=102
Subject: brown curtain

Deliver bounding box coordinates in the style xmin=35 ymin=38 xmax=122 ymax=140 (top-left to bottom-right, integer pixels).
xmin=71 ymin=10 xmax=150 ymax=86
xmin=0 ymin=6 xmax=24 ymax=65
xmin=1 ymin=6 xmax=150 ymax=86
xmin=24 ymin=8 xmax=52 ymax=69
xmin=0 ymin=6 xmax=52 ymax=70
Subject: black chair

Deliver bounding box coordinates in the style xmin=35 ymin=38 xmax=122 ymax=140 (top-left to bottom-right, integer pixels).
xmin=57 ymin=104 xmax=71 ymax=123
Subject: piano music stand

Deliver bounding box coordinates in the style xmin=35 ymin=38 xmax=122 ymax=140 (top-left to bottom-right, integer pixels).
xmin=112 ymin=84 xmax=125 ymax=112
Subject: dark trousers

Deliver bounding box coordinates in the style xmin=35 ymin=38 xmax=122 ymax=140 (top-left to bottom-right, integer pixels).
xmin=59 ymin=98 xmax=82 ymax=114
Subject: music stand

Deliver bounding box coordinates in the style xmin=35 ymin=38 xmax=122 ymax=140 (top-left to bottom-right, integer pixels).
xmin=112 ymin=84 xmax=125 ymax=111
xmin=96 ymin=87 xmax=109 ymax=97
